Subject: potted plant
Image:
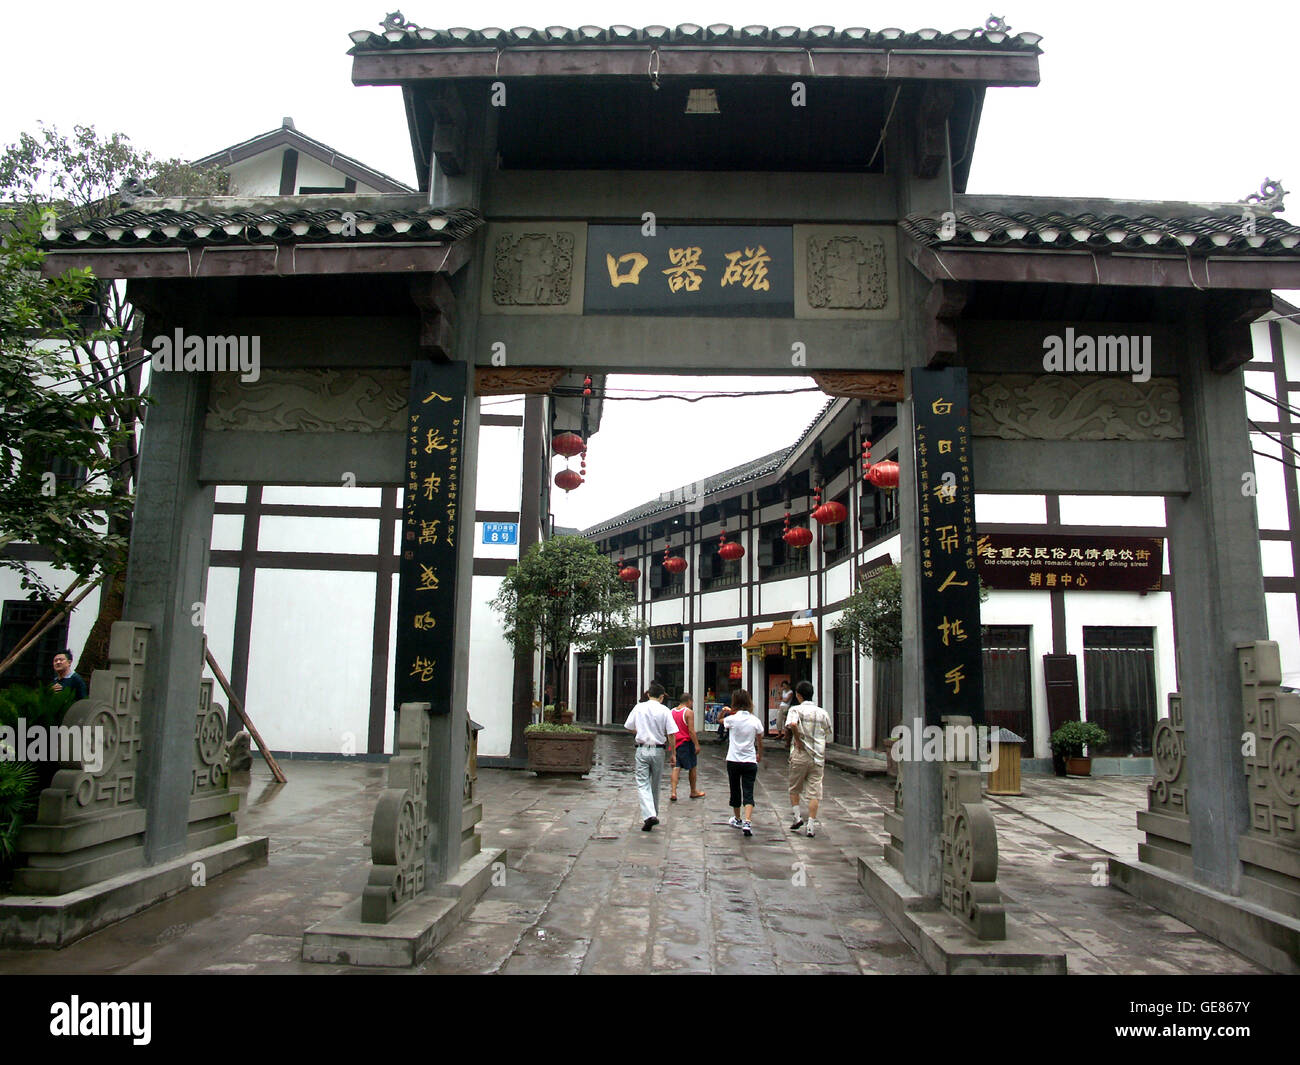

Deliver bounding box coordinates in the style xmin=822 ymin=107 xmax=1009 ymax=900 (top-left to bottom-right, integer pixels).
xmin=1050 ymin=720 xmax=1109 ymax=777
xmin=491 ymin=535 xmax=644 ymax=775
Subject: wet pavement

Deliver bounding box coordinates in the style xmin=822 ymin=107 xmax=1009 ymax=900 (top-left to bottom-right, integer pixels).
xmin=0 ymin=734 xmax=1265 ymax=974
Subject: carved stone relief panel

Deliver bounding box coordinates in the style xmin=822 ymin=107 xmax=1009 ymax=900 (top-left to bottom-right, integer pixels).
xmin=794 ymin=225 xmax=899 ymax=320
xmin=206 ymin=368 xmax=409 ymax=432
xmin=969 ymin=374 xmax=1184 ymax=440
xmin=481 ymin=222 xmax=587 ymax=315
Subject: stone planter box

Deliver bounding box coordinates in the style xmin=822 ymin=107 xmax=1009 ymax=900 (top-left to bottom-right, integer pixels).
xmin=525 ymin=730 xmax=596 ymax=775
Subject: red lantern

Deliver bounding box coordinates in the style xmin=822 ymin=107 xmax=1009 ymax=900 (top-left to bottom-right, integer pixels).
xmin=552 ymin=432 xmax=584 ymax=457
xmin=718 ymin=541 xmax=745 ymax=562
xmin=867 ymin=460 xmax=899 ymax=489
xmin=619 ymin=565 xmax=641 ymax=583
xmin=783 ymin=526 xmax=813 ymax=548
xmin=555 ymin=469 xmax=583 ymax=493
xmin=813 ymin=501 xmax=847 ymax=525
xmin=664 ymin=555 xmax=688 ymax=574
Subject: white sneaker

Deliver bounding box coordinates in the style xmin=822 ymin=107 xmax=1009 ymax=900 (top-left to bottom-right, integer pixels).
xmin=728 ymin=816 xmax=743 ymax=829
xmin=742 ymin=820 xmax=753 ymax=837
xmin=806 ymin=820 xmax=816 ymax=838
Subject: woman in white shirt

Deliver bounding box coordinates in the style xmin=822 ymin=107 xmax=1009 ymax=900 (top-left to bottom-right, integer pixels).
xmin=722 ymin=689 xmax=764 ymax=837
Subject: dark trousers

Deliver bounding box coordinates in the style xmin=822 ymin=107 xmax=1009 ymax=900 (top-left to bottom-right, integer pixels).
xmin=727 ymin=760 xmax=757 ymax=809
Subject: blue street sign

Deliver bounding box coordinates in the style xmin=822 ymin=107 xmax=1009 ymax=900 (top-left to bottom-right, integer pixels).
xmin=482 ymin=521 xmax=518 ymax=545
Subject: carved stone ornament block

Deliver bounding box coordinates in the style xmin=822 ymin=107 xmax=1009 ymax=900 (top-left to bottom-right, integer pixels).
xmin=193 ymin=679 xmax=228 ymax=796
xmin=1240 ymin=642 xmax=1300 ymax=844
xmin=12 ymin=621 xmax=151 ymax=895
xmin=361 ymin=703 xmax=431 ymax=924
xmin=969 ymin=373 xmax=1183 ymax=441
xmin=474 ymin=367 xmax=564 ymax=396
xmin=481 ymin=223 xmax=587 ymax=315
xmin=1149 ymin=693 xmax=1189 ymax=817
xmin=206 ymin=368 xmax=409 ymax=432
xmin=939 ymin=718 xmax=1005 ymax=940
xmin=810 ymin=371 xmax=904 ymax=402
xmin=794 ymin=225 xmax=899 ymax=320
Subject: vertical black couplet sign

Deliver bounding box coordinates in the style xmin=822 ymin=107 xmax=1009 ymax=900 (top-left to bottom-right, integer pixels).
xmin=394 ymin=361 xmax=466 ymax=713
xmin=911 ymin=367 xmax=985 ymax=727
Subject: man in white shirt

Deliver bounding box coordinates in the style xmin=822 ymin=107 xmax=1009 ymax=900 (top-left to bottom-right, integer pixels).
xmin=722 ymin=689 xmax=764 ymax=837
xmin=623 ymin=681 xmax=678 ymax=832
xmin=786 ymin=681 xmax=833 ymax=838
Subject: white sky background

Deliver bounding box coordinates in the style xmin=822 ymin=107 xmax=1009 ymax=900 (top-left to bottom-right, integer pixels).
xmin=4 ymin=0 xmax=1299 ymax=529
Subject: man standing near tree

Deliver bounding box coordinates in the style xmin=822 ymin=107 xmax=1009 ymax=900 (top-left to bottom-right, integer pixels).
xmin=786 ymin=680 xmax=832 ymax=838
xmin=624 ymin=682 xmax=677 ymax=832
xmin=51 ymin=649 xmax=88 ymax=702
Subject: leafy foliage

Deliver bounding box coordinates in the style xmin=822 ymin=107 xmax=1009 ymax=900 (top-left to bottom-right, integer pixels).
xmin=0 ymin=760 xmax=38 ymax=863
xmin=0 ymin=124 xmax=228 ymax=670
xmin=1049 ymin=720 xmax=1109 ymax=757
xmin=490 ymin=535 xmax=645 ymax=710
xmin=0 ymin=209 xmax=133 ymax=597
xmin=524 ymin=723 xmax=594 ymax=735
xmin=834 ymin=563 xmax=990 ymax=661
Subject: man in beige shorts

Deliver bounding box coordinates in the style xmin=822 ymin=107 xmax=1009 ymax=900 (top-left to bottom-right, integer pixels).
xmin=786 ymin=681 xmax=833 ymax=838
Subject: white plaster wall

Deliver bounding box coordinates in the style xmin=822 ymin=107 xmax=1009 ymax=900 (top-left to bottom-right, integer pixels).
xmin=201 ymin=567 xmax=239 ymax=697
xmin=824 ymin=558 xmax=853 ymax=604
xmin=1261 ymin=539 xmax=1294 ymax=578
xmin=1266 ymin=592 xmax=1300 ymax=687
xmin=468 ymin=574 xmax=514 ymax=757
xmin=210 ymin=513 xmax=244 ymax=552
xmin=259 ymin=515 xmax=380 ymax=553
xmin=699 ymin=589 xmax=741 ymax=623
xmin=294 ymin=154 xmax=373 ymax=193
xmin=760 ymin=577 xmax=809 ymax=614
xmin=1063 ymin=590 xmax=1177 ymax=741
xmin=979 ymin=589 xmax=1054 ymax=758
xmin=226 ymin=153 xmax=283 ymax=196
xmin=0 ymin=565 xmax=103 ymax=671
xmin=1058 ymin=496 xmax=1166 ymax=526
xmin=476 ymin=425 xmax=524 ymax=511
xmin=975 ymin=494 xmax=1046 ymax=523
xmin=243 ymin=568 xmax=375 ymax=753
xmin=1250 ymin=438 xmax=1291 ymax=531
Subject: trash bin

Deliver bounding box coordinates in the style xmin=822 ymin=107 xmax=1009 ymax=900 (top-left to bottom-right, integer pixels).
xmin=985 ymin=727 xmax=1025 ymax=795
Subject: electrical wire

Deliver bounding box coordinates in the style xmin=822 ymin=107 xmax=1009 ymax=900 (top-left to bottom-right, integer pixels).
xmin=551 ymin=386 xmax=824 ymax=403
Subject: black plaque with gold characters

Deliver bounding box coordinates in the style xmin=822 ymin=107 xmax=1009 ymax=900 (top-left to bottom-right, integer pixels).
xmin=584 ymin=225 xmax=794 ymax=317
xmin=394 ymin=361 xmax=466 ymax=712
xmin=912 ymin=367 xmax=984 ymax=727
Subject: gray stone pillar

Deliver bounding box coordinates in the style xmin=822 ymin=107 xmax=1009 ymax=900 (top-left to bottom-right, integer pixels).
xmin=896 ymin=105 xmax=953 ymax=896
xmin=122 ymin=364 xmax=214 ymax=865
xmin=1165 ymin=297 xmax=1268 ymax=894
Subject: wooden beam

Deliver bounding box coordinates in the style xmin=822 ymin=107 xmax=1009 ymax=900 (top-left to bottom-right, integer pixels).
xmin=913 ymin=83 xmax=954 ymax=180
xmin=904 ymin=241 xmax=1300 ymax=291
xmin=809 ymin=371 xmax=904 ymax=401
xmin=411 ymin=273 xmax=457 ymax=360
xmin=429 ymin=87 xmax=467 ymax=177
xmin=1208 ymin=290 xmax=1274 ymax=373
xmin=42 ymin=240 xmax=472 ymax=280
xmin=205 ymin=646 xmax=287 ymax=784
xmin=352 ymin=49 xmax=1042 ymax=87
xmin=475 ymin=367 xmax=564 ymax=395
xmin=924 ymin=279 xmax=969 ymax=366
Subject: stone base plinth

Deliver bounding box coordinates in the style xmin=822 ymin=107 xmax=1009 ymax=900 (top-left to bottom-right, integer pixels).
xmin=0 ymin=834 xmax=268 ymax=948
xmin=302 ymin=847 xmax=505 ymax=968
xmin=1109 ymin=856 xmax=1300 ymax=974
xmin=858 ymin=855 xmax=1067 ymax=975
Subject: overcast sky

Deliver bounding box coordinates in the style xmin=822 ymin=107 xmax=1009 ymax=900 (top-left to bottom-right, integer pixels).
xmin=5 ymin=1 xmax=1297 ymax=529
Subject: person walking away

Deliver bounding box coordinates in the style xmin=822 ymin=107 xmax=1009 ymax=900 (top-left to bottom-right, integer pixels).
xmin=722 ymin=689 xmax=763 ymax=837
xmin=624 ymin=682 xmax=678 ymax=831
xmin=786 ymin=680 xmax=833 ymax=837
xmin=669 ymin=693 xmax=705 ymax=801
xmin=51 ymin=649 xmax=88 ymax=702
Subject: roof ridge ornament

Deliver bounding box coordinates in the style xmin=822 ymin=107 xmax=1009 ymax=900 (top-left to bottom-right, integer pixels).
xmin=118 ymin=176 xmax=157 ymax=208
xmin=1240 ymin=179 xmax=1287 ymax=215
xmin=981 ymin=14 xmax=1010 ymax=36
xmin=382 ymin=11 xmax=418 ymax=34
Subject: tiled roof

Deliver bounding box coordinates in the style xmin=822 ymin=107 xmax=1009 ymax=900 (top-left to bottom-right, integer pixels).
xmin=349 ymin=19 xmax=1042 ymax=53
xmin=582 ymin=396 xmax=838 ymax=537
xmin=742 ymin=620 xmax=819 ymax=648
xmin=42 ymin=196 xmax=482 ymax=249
xmin=900 ymin=193 xmax=1300 ymax=256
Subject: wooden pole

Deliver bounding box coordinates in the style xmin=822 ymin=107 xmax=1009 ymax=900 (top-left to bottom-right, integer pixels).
xmin=0 ymin=576 xmax=99 ymax=680
xmin=204 ymin=647 xmax=287 ymax=784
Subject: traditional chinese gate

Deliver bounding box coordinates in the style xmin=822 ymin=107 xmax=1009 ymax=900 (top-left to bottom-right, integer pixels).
xmin=14 ymin=16 xmax=1300 ymax=972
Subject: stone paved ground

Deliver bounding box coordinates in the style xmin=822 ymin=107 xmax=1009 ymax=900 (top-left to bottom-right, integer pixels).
xmin=0 ymin=735 xmax=1264 ymax=975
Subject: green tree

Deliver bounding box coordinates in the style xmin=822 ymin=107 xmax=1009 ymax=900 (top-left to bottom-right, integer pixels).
xmin=0 ymin=208 xmax=133 ymax=600
xmin=490 ymin=535 xmax=645 ymax=722
xmin=0 ymin=124 xmax=228 ymax=677
xmin=834 ymin=563 xmax=988 ymax=660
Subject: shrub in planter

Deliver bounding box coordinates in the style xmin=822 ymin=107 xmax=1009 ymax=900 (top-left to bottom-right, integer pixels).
xmin=1049 ymin=720 xmax=1109 ymax=776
